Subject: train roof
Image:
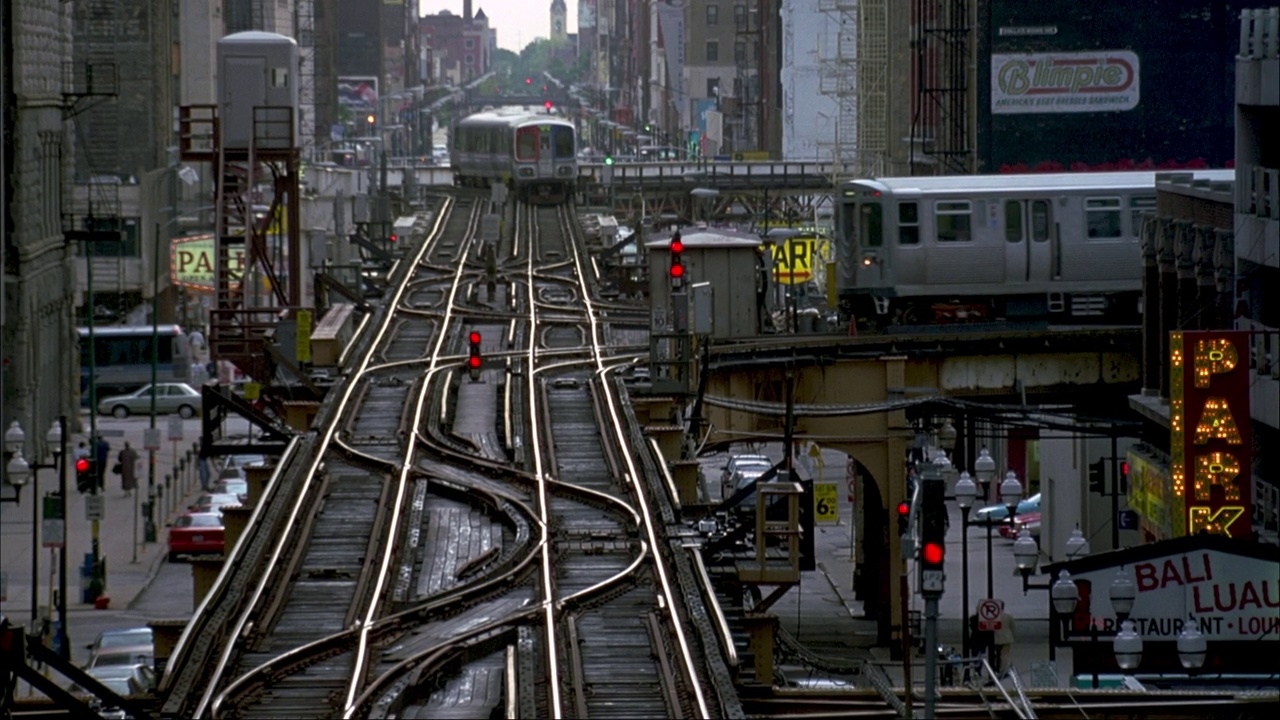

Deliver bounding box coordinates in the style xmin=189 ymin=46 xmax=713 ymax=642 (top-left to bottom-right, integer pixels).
xmin=841 ymin=169 xmax=1234 ymax=195
xmin=457 ymin=108 xmax=573 ymax=130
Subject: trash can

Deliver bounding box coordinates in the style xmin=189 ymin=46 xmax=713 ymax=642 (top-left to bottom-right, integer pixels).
xmin=80 ymin=553 xmax=95 ymax=603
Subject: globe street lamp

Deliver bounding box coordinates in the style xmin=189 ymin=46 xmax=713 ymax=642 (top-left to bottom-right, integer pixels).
xmin=1177 ymin=617 xmax=1207 ymax=671
xmin=1113 ymin=619 xmax=1144 ymax=671
xmin=985 ymin=470 xmax=1023 ymax=599
xmin=973 ymin=446 xmax=995 ymax=501
xmin=1064 ymin=527 xmax=1091 ymax=561
xmin=954 ymin=471 xmax=977 ymax=657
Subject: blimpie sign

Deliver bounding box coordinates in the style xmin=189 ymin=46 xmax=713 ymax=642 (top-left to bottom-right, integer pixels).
xmin=1170 ymin=331 xmax=1253 ymax=538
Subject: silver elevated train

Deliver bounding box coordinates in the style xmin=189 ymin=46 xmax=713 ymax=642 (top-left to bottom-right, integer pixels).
xmin=835 ymin=169 xmax=1234 ymax=329
xmin=451 ymin=107 xmax=577 ymax=203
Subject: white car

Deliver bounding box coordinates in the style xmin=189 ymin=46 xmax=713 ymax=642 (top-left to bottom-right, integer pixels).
xmin=97 ymin=383 xmax=201 ymax=419
xmin=720 ymin=454 xmax=773 ymax=499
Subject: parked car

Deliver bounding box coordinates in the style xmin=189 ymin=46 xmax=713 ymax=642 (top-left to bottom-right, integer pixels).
xmin=212 ymin=476 xmax=248 ymax=499
xmin=168 ymin=511 xmax=226 ymax=561
xmin=85 ymin=627 xmax=153 ymax=670
xmin=70 ymin=663 xmax=156 ymax=696
xmin=720 ymin=453 xmax=774 ymax=500
xmin=999 ymin=510 xmax=1042 ymax=539
xmin=973 ymin=492 xmax=1042 ymax=526
xmin=97 ymin=382 xmax=201 ymax=419
xmin=190 ymin=492 xmax=241 ymax=515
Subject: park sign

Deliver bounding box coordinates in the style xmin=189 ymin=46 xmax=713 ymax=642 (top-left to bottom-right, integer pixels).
xmin=1169 ymin=330 xmax=1252 ymax=538
xmin=171 ymin=234 xmax=245 ymax=290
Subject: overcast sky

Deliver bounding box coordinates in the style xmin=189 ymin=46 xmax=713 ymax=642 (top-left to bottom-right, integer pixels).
xmin=419 ymin=0 xmax=575 ymax=54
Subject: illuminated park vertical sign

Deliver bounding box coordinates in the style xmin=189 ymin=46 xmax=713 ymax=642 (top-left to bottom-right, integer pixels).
xmin=1170 ymin=331 xmax=1253 ymax=538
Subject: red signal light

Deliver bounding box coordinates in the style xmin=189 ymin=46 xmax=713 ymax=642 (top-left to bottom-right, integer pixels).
xmin=922 ymin=541 xmax=944 ymax=565
xmin=389 ymin=233 xmax=397 ymax=243
xmin=525 ymin=77 xmax=532 ymax=84
xmin=544 ymin=100 xmax=553 ymax=111
xmin=670 ymin=263 xmax=685 ymax=279
xmin=76 ymin=458 xmax=90 ymax=473
xmin=670 ymin=238 xmax=684 ymax=253
xmin=468 ymin=355 xmax=481 ymax=369
xmin=469 ymin=331 xmax=482 ymax=345
xmin=897 ymin=501 xmax=910 ymax=517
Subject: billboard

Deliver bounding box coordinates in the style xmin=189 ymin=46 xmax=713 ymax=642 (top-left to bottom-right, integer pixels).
xmin=991 ymin=51 xmax=1139 ymax=114
xmin=1169 ymin=330 xmax=1253 ymax=538
xmin=171 ymin=235 xmax=245 ymax=291
xmin=338 ymin=76 xmax=379 ymax=114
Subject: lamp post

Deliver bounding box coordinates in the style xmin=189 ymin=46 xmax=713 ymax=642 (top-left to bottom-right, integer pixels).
xmin=973 ymin=446 xmax=995 ymax=501
xmin=984 ymin=470 xmax=1022 ymax=599
xmin=4 ymin=418 xmax=69 ymax=659
xmin=954 ymin=471 xmax=977 ymax=658
xmin=1177 ymin=616 xmax=1207 ymax=672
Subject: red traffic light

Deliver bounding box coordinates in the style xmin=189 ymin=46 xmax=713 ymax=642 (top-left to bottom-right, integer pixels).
xmin=922 ymin=541 xmax=944 ymax=565
xmin=389 ymin=233 xmax=398 ymax=243
xmin=670 ymin=263 xmax=685 ymax=279
xmin=76 ymin=458 xmax=91 ymax=473
xmin=525 ymin=77 xmax=532 ymax=84
xmin=670 ymin=238 xmax=684 ymax=254
xmin=897 ymin=501 xmax=910 ymax=517
xmin=469 ymin=331 xmax=481 ymax=345
xmin=544 ymin=100 xmax=553 ymax=111
xmin=468 ymin=355 xmax=481 ymax=369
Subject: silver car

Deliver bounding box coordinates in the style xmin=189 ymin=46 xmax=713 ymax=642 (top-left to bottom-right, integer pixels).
xmin=97 ymin=382 xmax=202 ymax=419
xmin=720 ymin=454 xmax=773 ymax=499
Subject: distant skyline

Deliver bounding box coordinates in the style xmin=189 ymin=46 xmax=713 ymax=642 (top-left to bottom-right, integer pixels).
xmin=418 ymin=0 xmax=576 ymax=54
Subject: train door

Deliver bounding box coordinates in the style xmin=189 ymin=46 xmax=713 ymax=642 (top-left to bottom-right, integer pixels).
xmin=1002 ymin=199 xmax=1053 ymax=282
xmin=537 ymin=125 xmax=554 ymax=180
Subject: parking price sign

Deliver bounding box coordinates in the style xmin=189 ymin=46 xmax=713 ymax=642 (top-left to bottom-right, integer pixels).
xmin=814 ymin=482 xmax=839 ymax=525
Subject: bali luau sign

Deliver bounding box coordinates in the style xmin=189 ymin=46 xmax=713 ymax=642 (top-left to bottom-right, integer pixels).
xmin=1169 ymin=331 xmax=1253 ymax=538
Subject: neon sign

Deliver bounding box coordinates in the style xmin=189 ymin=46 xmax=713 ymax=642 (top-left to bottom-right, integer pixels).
xmin=1170 ymin=331 xmax=1253 ymax=538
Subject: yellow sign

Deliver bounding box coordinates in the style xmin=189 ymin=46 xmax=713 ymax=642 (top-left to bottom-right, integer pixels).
xmin=296 ymin=310 xmax=312 ymax=364
xmin=772 ymin=236 xmax=816 ymax=285
xmin=171 ymin=234 xmax=246 ymax=290
xmin=814 ymin=482 xmax=839 ymax=524
xmin=243 ymin=382 xmax=260 ymax=401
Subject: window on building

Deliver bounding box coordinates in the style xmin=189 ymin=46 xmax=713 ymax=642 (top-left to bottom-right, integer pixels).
xmin=1085 ymin=197 xmax=1123 ymax=238
xmin=898 ymin=202 xmax=919 ymax=245
xmin=466 ymin=54 xmax=474 ymax=65
xmin=706 ymin=41 xmax=719 ymax=62
xmin=707 ymin=4 xmax=719 ymax=24
xmin=734 ymin=3 xmax=747 ymax=28
xmin=735 ymin=41 xmax=746 ymax=63
xmin=465 ymin=39 xmax=474 ymax=49
xmin=935 ymin=201 xmax=972 ymax=242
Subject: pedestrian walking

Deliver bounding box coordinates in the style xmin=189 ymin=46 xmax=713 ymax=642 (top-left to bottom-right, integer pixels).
xmin=118 ymin=442 xmax=139 ymax=496
xmin=94 ymin=436 xmax=110 ymax=491
xmin=198 ymin=454 xmax=212 ymax=492
xmin=74 ymin=441 xmax=89 ymax=464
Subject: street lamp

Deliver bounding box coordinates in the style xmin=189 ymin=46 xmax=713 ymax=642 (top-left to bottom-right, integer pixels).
xmin=1113 ymin=620 xmax=1144 ymax=670
xmin=1177 ymin=617 xmax=1207 ymax=671
xmin=1109 ymin=566 xmax=1137 ymax=620
xmin=973 ymin=446 xmax=995 ymax=501
xmin=1064 ymin=526 xmax=1091 ymax=561
xmin=954 ymin=471 xmax=977 ymax=657
xmin=3 ymin=418 xmax=70 ymax=660
xmin=985 ymin=470 xmax=1022 ymax=598
xmin=4 ymin=421 xmax=30 ymax=502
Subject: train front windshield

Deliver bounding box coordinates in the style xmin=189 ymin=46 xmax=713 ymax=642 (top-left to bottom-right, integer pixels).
xmin=841 ymin=197 xmax=884 ymax=250
xmin=552 ymin=126 xmax=574 ymax=158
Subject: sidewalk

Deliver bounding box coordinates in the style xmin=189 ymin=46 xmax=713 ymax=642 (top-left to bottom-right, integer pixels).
xmin=0 ymin=410 xmax=207 ymax=632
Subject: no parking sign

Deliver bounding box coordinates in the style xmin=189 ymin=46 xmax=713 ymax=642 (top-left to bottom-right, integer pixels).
xmin=978 ymin=598 xmax=1004 ymax=632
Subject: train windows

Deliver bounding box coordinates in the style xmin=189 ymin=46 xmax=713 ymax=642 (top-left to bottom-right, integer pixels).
xmin=516 ymin=127 xmax=537 ymax=161
xmin=1004 ymin=201 xmax=1023 ymax=243
xmin=553 ymin=127 xmax=574 ymax=158
xmin=1129 ymin=196 xmax=1156 ymax=236
xmin=1085 ymin=197 xmax=1122 ymax=238
xmin=859 ymin=202 xmax=883 ymax=247
xmin=935 ymin=201 xmax=971 ymax=242
xmin=1031 ymin=200 xmax=1050 ymax=242
xmin=898 ymin=202 xmax=919 ymax=245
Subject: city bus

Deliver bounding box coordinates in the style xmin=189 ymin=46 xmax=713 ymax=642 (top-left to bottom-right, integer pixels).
xmin=79 ymin=325 xmax=191 ymax=401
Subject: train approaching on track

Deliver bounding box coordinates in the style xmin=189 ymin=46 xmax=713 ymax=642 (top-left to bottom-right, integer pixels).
xmin=834 ymin=168 xmax=1234 ymax=330
xmin=451 ymin=107 xmax=577 ymax=203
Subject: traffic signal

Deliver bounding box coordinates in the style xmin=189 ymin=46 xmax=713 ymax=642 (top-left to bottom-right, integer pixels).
xmin=468 ymin=331 xmax=482 ymax=382
xmin=75 ymin=457 xmax=95 ymax=494
xmin=544 ymin=100 xmax=553 ymax=112
xmin=604 ymin=155 xmax=614 ymax=166
xmin=919 ymin=476 xmax=947 ymax=593
xmin=1119 ymin=460 xmax=1129 ymax=494
xmin=389 ymin=233 xmax=398 ymax=244
xmin=366 ymin=113 xmax=376 ymax=126
xmin=525 ymin=77 xmax=532 ymax=85
xmin=1088 ymin=458 xmax=1106 ymax=494
xmin=896 ymin=500 xmax=911 ymax=538
xmin=669 ymin=232 xmax=685 ymax=288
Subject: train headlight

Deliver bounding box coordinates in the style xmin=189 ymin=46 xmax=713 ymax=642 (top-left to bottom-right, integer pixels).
xmin=861 ymin=252 xmax=878 ymax=267
xmin=519 ymin=168 xmax=535 ymax=177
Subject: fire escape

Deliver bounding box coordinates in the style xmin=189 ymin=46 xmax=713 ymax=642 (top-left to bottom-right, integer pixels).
xmin=818 ymin=0 xmax=860 ymax=178
xmin=857 ymin=0 xmax=889 ymax=177
xmin=911 ymin=0 xmax=972 ymax=175
xmin=178 ymin=103 xmax=302 ymax=454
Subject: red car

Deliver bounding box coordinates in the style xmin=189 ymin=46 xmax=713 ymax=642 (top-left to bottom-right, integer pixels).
xmin=168 ymin=512 xmax=225 ymax=561
xmin=999 ymin=510 xmax=1041 ymax=539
